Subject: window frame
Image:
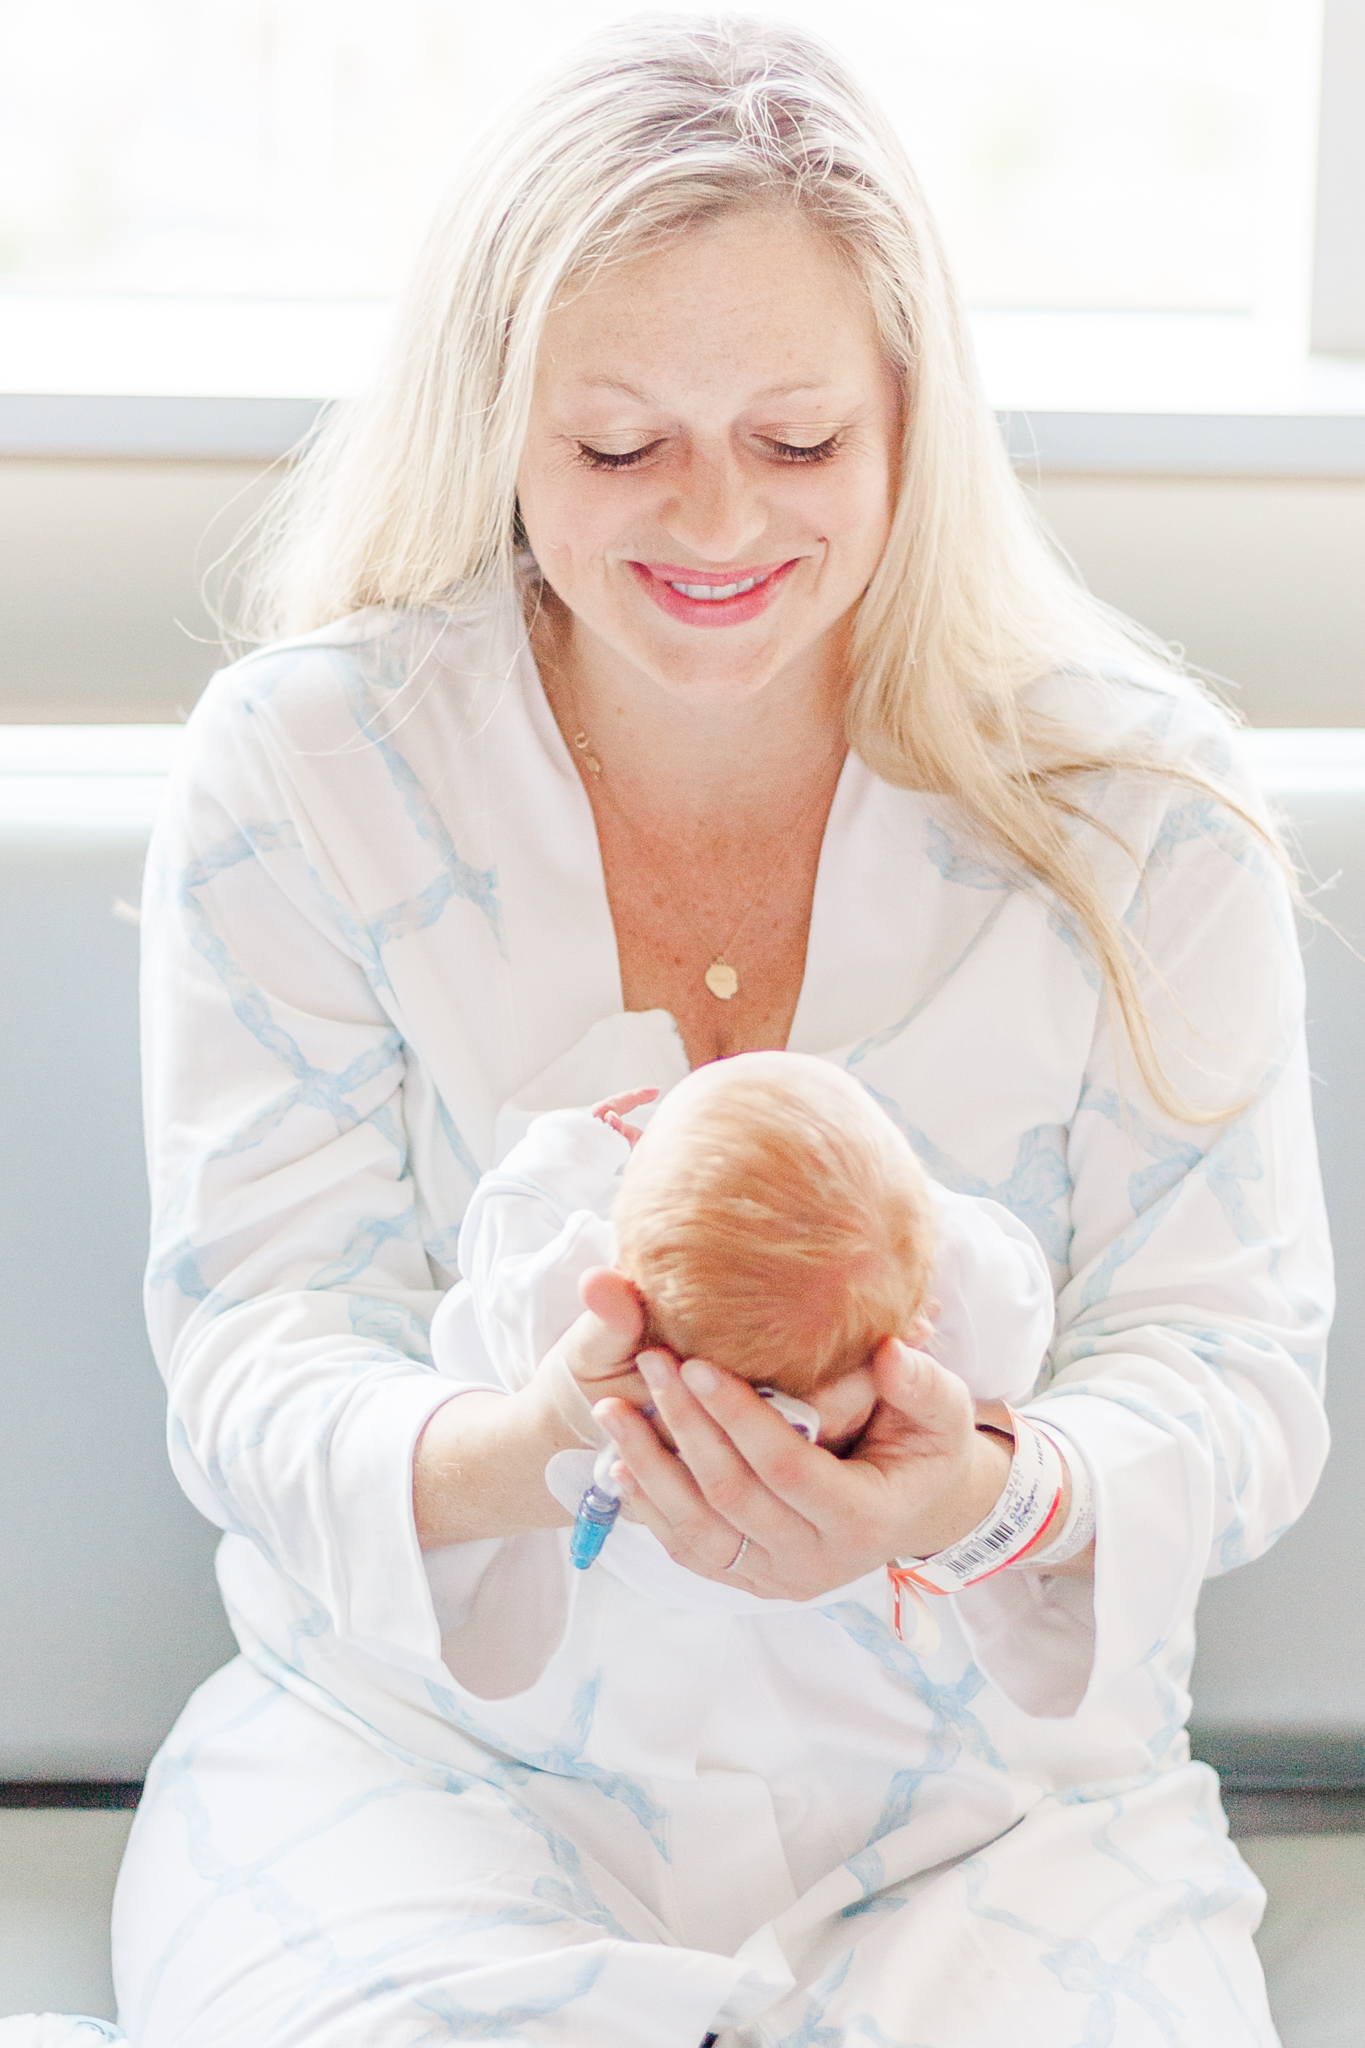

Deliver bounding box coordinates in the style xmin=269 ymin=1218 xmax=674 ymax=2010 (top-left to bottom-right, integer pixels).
xmin=1310 ymin=0 xmax=1365 ymax=356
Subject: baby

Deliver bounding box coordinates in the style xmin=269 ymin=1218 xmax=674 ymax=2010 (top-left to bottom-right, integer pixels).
xmin=431 ymin=1052 xmax=1055 ymax=1552
xmin=608 ymin=1057 xmax=939 ymax=1434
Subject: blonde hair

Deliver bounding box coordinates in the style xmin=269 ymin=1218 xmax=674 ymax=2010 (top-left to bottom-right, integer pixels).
xmin=232 ymin=14 xmax=1281 ymax=1119
xmin=612 ymin=1053 xmax=935 ymax=1391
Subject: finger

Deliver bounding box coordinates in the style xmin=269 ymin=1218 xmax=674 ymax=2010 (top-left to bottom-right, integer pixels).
xmin=576 ymin=1266 xmax=644 ymax=1337
xmin=805 ymin=1363 xmax=877 ymax=1450
xmin=635 ymin=1351 xmax=766 ymax=1482
xmin=559 ymin=1269 xmax=644 ymax=1386
xmin=669 ymin=1359 xmax=915 ymax=1563
xmin=592 ymin=1087 xmax=659 ymax=1120
xmin=639 ymin=1355 xmax=824 ymax=1546
xmin=610 ymin=1466 xmax=706 ymax=1559
xmin=594 ymin=1394 xmax=734 ymax=1560
xmin=870 ymin=1337 xmax=973 ymax=1442
xmin=595 ymin=1395 xmax=690 ymax=1500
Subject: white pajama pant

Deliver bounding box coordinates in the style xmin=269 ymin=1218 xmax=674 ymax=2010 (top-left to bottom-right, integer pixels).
xmin=106 ymin=1657 xmax=1279 ymax=2048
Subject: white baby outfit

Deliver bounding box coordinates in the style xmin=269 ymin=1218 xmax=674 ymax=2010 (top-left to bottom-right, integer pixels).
xmin=435 ymin=1071 xmax=1057 ymax=1419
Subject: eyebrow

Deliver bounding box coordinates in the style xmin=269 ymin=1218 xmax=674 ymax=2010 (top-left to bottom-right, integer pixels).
xmin=575 ymin=377 xmax=849 ymax=404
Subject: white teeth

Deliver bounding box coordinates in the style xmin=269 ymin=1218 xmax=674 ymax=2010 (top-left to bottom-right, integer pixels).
xmin=667 ymin=574 xmax=764 ymax=601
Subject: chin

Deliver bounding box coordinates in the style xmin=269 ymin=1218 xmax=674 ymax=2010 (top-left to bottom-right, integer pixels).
xmin=628 ymin=628 xmax=797 ymax=700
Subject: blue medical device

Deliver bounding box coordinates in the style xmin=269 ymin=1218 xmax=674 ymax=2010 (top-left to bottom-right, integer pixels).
xmin=570 ymin=1441 xmax=623 ymax=1570
xmin=569 ymin=1388 xmax=818 ymax=1570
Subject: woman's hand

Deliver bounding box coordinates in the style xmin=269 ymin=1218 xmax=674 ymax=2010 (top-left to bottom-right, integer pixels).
xmin=595 ymin=1339 xmax=1015 ymax=1600
xmin=554 ymin=1266 xmax=658 ymax=1410
xmin=413 ymin=1268 xmax=650 ymax=1548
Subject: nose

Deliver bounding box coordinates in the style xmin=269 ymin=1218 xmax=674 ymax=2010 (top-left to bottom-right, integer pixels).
xmin=660 ymin=444 xmax=768 ymax=564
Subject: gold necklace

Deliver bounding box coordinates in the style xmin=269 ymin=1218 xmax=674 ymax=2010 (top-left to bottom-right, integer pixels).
xmin=567 ymin=720 xmax=844 ymax=1003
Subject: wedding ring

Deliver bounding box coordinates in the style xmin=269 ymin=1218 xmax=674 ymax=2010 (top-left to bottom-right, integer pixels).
xmin=723 ymin=1534 xmax=750 ymax=1572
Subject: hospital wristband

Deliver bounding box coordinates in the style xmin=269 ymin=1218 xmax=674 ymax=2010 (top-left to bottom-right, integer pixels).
xmin=890 ymin=1411 xmax=1065 ymax=1595
xmin=1015 ymin=1418 xmax=1095 ymax=1567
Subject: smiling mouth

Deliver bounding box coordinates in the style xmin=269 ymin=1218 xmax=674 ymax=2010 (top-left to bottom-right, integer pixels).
xmin=666 ymin=572 xmax=771 ymax=601
xmin=628 ymin=557 xmax=799 ymax=626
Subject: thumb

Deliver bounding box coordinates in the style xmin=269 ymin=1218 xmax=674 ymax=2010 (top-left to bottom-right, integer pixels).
xmin=574 ymin=1266 xmax=645 ymax=1372
xmin=535 ymin=1272 xmax=645 ymax=1453
xmin=871 ymin=1336 xmax=970 ymax=1437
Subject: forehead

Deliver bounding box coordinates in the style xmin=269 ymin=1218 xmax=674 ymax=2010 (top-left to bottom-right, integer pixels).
xmin=535 ymin=207 xmax=883 ymax=405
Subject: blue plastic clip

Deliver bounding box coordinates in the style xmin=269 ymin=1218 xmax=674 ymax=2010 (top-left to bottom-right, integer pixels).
xmin=569 ymin=1388 xmax=819 ymax=1572
xmin=570 ymin=1442 xmax=623 ymax=1570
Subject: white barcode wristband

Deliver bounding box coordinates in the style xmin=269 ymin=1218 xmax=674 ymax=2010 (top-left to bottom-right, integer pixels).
xmin=1017 ymin=1418 xmax=1095 ymax=1567
xmin=891 ymin=1411 xmax=1065 ymax=1595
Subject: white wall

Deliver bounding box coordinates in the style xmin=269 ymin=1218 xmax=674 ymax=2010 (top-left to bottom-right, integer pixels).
xmin=1 ymin=459 xmax=1361 ymax=725
xmin=1034 ymin=476 xmax=1365 ymax=728
xmin=0 ymin=460 xmax=275 ymax=722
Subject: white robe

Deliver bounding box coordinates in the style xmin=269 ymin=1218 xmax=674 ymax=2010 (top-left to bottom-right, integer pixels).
xmin=112 ymin=600 xmax=1331 ymax=2046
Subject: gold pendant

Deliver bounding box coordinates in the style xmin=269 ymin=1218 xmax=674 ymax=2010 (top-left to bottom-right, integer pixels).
xmin=705 ymin=958 xmax=739 ymax=1001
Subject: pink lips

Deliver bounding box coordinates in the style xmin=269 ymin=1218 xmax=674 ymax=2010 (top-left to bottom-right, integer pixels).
xmin=629 ymin=558 xmax=799 ymax=627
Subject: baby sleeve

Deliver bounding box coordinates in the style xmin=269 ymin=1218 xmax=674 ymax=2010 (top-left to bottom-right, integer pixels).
xmin=447 ymin=1109 xmax=626 ymax=1391
xmin=922 ymin=1186 xmax=1055 ymax=1401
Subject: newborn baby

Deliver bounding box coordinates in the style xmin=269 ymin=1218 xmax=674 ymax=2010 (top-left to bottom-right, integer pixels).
xmin=431 ymin=1052 xmax=1054 ymax=1473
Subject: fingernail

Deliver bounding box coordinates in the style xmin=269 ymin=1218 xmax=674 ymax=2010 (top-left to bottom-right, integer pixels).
xmin=593 ymin=1402 xmax=624 ymax=1438
xmin=681 ymin=1360 xmax=718 ymax=1396
xmin=635 ymin=1351 xmax=671 ymax=1392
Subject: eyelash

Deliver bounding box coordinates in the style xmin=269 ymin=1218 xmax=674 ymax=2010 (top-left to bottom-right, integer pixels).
xmin=574 ymin=441 xmax=661 ymax=471
xmin=767 ymin=434 xmax=842 ymax=464
xmin=573 ymin=433 xmax=843 ymax=472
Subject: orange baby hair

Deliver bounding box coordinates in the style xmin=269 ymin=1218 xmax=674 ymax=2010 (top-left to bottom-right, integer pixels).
xmin=612 ymin=1050 xmax=935 ymax=1396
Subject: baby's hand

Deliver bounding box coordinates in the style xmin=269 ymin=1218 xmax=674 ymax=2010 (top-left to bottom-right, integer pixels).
xmin=591 ymin=1087 xmax=659 ymax=1148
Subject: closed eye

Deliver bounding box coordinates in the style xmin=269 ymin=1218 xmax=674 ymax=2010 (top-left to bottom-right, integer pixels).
xmin=763 ymin=433 xmax=843 ymax=464
xmin=574 ymin=440 xmax=665 ymax=471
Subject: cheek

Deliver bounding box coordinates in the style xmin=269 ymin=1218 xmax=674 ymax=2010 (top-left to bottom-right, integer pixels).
xmin=518 ymin=447 xmax=585 ymax=549
xmin=520 ymin=422 xmax=649 ymax=527
xmin=795 ymin=460 xmax=893 ymax=558
xmin=520 ymin=470 xmax=645 ymax=570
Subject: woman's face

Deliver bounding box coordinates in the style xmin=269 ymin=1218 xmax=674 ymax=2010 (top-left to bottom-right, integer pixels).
xmin=516 ymin=206 xmax=902 ymax=704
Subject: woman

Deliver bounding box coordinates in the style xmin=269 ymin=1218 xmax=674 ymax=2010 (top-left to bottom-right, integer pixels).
xmin=111 ymin=17 xmax=1329 ymax=2046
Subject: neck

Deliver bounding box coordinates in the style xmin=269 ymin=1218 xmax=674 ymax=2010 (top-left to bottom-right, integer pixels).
xmin=530 ymin=590 xmax=851 ymax=824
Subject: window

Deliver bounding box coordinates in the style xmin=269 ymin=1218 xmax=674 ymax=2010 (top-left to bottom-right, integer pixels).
xmin=0 ymin=0 xmax=1349 ymax=412
xmin=2 ymin=0 xmax=1320 ymax=307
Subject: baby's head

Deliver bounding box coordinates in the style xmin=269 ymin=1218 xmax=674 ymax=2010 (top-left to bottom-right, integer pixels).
xmin=612 ymin=1052 xmax=935 ymax=1403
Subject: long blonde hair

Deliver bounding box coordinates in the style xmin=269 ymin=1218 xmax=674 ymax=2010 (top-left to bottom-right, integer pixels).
xmin=233 ymin=13 xmax=1277 ymax=1120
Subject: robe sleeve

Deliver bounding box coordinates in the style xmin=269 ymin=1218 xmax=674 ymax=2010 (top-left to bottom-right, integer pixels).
xmin=952 ymin=760 xmax=1332 ymax=1718
xmin=140 ymin=673 xmax=457 ymax=1669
